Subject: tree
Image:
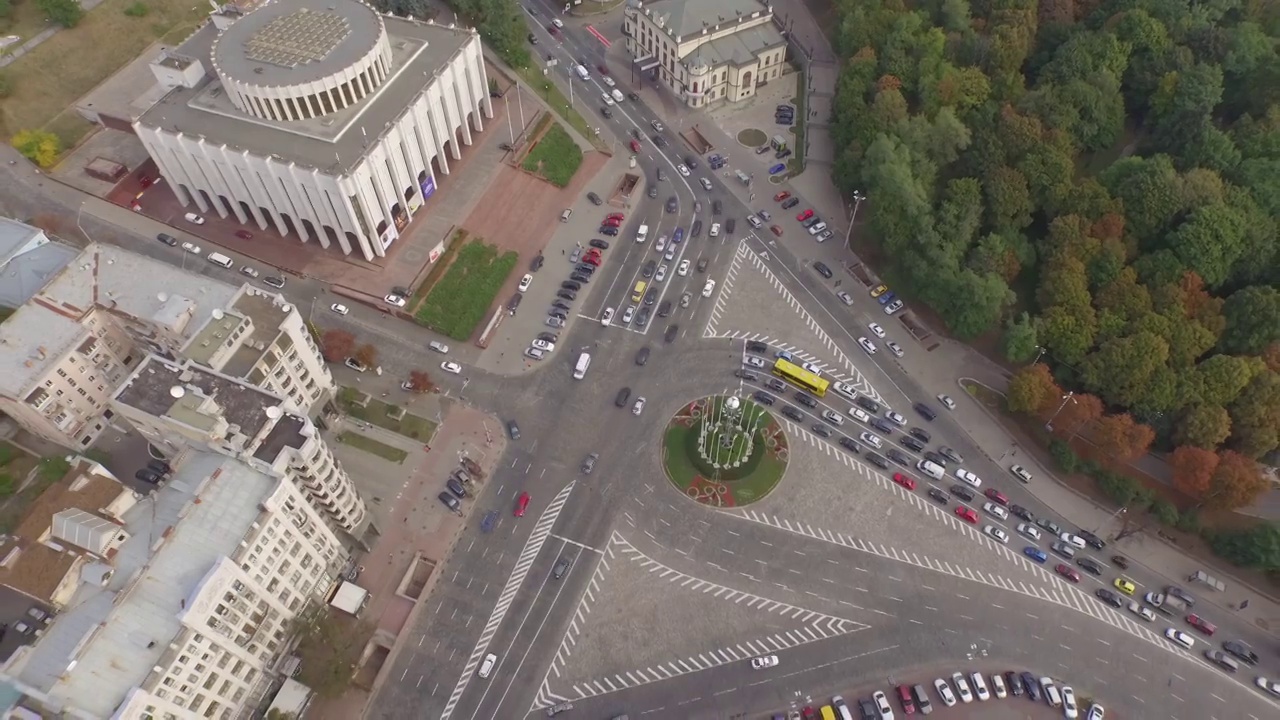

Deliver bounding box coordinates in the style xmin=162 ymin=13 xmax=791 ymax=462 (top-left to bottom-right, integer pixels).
xmin=1079 ymin=331 xmax=1170 ymax=408
xmin=1173 ymin=404 xmax=1232 ymax=450
xmin=983 ymin=165 xmax=1034 ymax=231
xmin=1049 ymin=392 xmax=1104 ymax=435
xmin=1090 ymin=413 xmax=1154 ymax=461
xmin=1228 ymin=369 xmax=1280 ymax=458
xmin=1099 ymin=155 xmax=1184 ymax=250
xmin=1166 ymin=202 xmax=1248 ymax=288
xmin=1196 ymin=354 xmax=1262 ymax=407
xmin=1002 ymin=312 xmax=1040 ymax=363
xmin=36 ymin=0 xmax=82 ymax=27
xmin=1209 ymin=522 xmax=1280 ymax=571
xmin=11 ymin=129 xmax=61 ymax=168
xmin=1007 ymin=364 xmax=1061 ymax=415
xmin=407 ymin=370 xmax=434 ymax=393
xmin=1203 ymin=450 xmax=1268 ymax=511
xmin=289 ymin=605 xmax=373 ymax=697
xmin=1220 ymin=286 xmax=1280 ymax=355
xmin=1171 ymin=445 xmax=1220 ymax=500
xmin=320 ymin=330 xmax=355 ymax=363
xmin=354 ymin=344 xmax=377 ymax=368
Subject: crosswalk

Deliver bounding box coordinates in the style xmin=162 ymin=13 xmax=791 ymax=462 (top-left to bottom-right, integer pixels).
xmin=706 ymin=241 xmax=882 ymax=403
xmin=728 ymin=508 xmax=1172 ymax=650
xmin=439 ymin=482 xmax=575 ymax=720
xmin=703 ymin=239 xmax=744 ymax=336
xmin=533 ymin=532 xmax=869 ymax=710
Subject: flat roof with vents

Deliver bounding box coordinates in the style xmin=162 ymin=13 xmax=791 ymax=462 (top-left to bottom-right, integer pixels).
xmin=244 ymin=7 xmax=353 ymax=68
xmin=213 ymin=0 xmax=382 ymax=87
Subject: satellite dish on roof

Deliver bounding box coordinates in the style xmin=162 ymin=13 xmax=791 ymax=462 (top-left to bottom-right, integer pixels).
xmin=265 ymin=406 xmax=282 ymax=419
xmin=212 ymin=309 xmax=225 ymax=320
xmin=169 ymin=386 xmax=185 ymax=399
xmin=281 ymin=304 xmax=292 ymax=312
xmin=157 ymin=293 xmax=169 ymax=302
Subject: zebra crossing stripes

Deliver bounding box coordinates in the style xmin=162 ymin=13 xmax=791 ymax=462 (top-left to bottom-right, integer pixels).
xmin=703 ymin=240 xmax=744 ymax=338
xmin=728 ymin=509 xmax=1169 ymax=649
xmin=439 ymin=482 xmax=575 ymax=720
xmin=533 ymin=532 xmax=868 ymax=710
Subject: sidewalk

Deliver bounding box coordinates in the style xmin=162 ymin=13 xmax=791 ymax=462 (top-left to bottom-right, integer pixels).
xmin=953 ymin=377 xmax=1280 ymax=637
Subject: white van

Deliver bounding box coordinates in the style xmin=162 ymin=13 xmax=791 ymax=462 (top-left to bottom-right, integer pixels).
xmin=573 ymin=352 xmax=591 ymax=380
xmin=206 ymin=252 xmax=233 ymax=268
xmin=916 ymin=459 xmax=944 ymax=480
xmin=574 ymin=64 xmax=589 ymax=81
xmin=610 ymin=88 xmax=625 ymax=103
xmin=429 ymin=341 xmax=449 ymax=354
xmin=636 ymin=224 xmax=649 ymax=243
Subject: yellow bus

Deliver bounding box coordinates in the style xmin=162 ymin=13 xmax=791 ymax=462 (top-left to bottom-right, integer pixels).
xmin=773 ymin=358 xmax=830 ymax=397
xmin=632 ymin=280 xmax=647 ymax=303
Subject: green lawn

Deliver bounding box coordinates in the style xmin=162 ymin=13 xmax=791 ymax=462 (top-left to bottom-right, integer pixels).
xmin=338 ymin=388 xmax=439 ymax=442
xmin=788 ymin=70 xmax=807 ymax=175
xmin=337 ymin=432 xmax=409 ymax=463
xmin=514 ymin=65 xmax=607 ymax=152
xmin=521 ymin=122 xmax=583 ymax=187
xmin=662 ymin=400 xmax=788 ymax=506
xmin=0 ymin=444 xmax=61 ymax=532
xmin=414 ymin=240 xmax=517 ymax=340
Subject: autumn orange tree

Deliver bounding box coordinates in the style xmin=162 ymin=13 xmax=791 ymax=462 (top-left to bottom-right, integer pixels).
xmin=1170 ymin=446 xmax=1219 ymax=501
xmin=320 ymin=329 xmax=355 ymax=363
xmin=407 ymin=370 xmax=434 ymax=393
xmin=1006 ymin=364 xmax=1060 ymax=415
xmin=1091 ymin=413 xmax=1155 ymax=462
xmin=1202 ymin=451 xmax=1269 ymax=511
xmin=1048 ymin=393 xmax=1104 ymax=438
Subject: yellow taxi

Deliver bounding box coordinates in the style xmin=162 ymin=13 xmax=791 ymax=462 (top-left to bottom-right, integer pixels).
xmin=870 ymin=284 xmax=889 ymax=298
xmin=1114 ymin=577 xmax=1136 ymax=595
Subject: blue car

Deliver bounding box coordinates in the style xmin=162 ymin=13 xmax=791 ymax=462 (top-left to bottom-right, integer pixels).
xmin=672 ymin=227 xmax=685 ymax=244
xmin=1023 ymin=546 xmax=1047 ymax=563
xmin=878 ymin=290 xmax=896 ymax=306
xmin=768 ymin=163 xmax=787 ymax=175
xmin=775 ymin=349 xmax=793 ymax=361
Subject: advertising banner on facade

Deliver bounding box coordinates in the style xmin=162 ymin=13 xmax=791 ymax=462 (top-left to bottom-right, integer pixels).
xmin=419 ymin=175 xmax=437 ymax=201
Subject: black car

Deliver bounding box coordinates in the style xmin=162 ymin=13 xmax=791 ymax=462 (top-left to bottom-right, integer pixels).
xmin=803 ymin=216 xmax=822 ymax=228
xmin=684 ymin=156 xmax=698 ymax=169
xmin=697 ymin=257 xmax=710 ymax=272
xmin=1222 ymin=640 xmax=1260 ymax=665
xmin=735 ymin=369 xmax=759 ymax=381
xmin=446 ymin=477 xmax=468 ymax=499
xmin=753 ymin=391 xmax=776 ymax=406
xmin=642 ymin=260 xmax=656 ymax=278
xmin=551 ymin=300 xmax=570 ymax=311
xmin=615 ymin=387 xmax=631 ymax=407
xmin=950 ymin=485 xmax=975 ymax=502
xmin=507 ymin=420 xmax=521 ymax=439
xmin=927 ymin=488 xmax=949 ymax=505
xmin=664 ymin=324 xmax=679 ymax=343
xmin=601 ymin=106 xmax=613 ymax=118
xmin=635 ymin=347 xmax=650 ymax=365
xmin=657 ymin=300 xmax=672 ymax=317
xmin=134 ymin=468 xmax=163 ymax=484
xmin=653 ymin=134 xmax=668 ymax=147
xmin=766 ymin=378 xmax=786 ymax=393
xmin=628 ymin=92 xmax=640 ymax=101
xmin=569 ymin=273 xmax=591 ymax=284
xmin=1010 ymin=504 xmax=1034 ymax=522
xmin=899 ymin=435 xmax=925 ymax=452
xmin=527 ymin=32 xmax=538 ymax=44
xmin=913 ymin=402 xmax=937 ymax=420
xmin=924 ymin=451 xmax=947 ymax=466
xmin=865 ymin=453 xmax=890 ymax=469
xmin=886 ymin=449 xmax=911 ymax=466
xmin=691 ymin=220 xmax=702 ymax=237
xmin=556 ymin=289 xmax=576 ymax=301
xmin=589 ymin=238 xmax=610 ymax=249
xmin=552 ymin=556 xmax=573 ymax=579
xmin=1076 ymin=557 xmax=1103 ymax=575
xmin=795 ymin=392 xmax=818 ymax=408
xmin=782 ymin=406 xmax=804 ymax=422
xmin=146 ymin=459 xmax=172 ymax=475
xmin=1005 ymin=672 xmax=1025 ymax=697
xmin=712 ymin=199 xmax=722 ymax=215
xmin=643 ymin=287 xmax=658 ymax=306
xmin=1021 ymin=672 xmax=1041 ymax=701
xmin=726 ymin=218 xmax=736 ymax=234
xmin=1166 ymin=585 xmax=1196 ymax=607
xmin=781 ymin=197 xmax=800 ymax=209
xmin=156 ymin=233 xmax=178 ymax=246
xmin=1036 ymin=518 xmax=1062 ymax=535
xmin=909 ymin=427 xmax=931 ymax=443
xmin=939 ymin=446 xmax=963 ymax=464
xmin=811 ymin=424 xmax=832 ymax=438
xmin=870 ymin=417 xmax=895 ymax=434
xmin=747 ymin=340 xmax=769 ymax=354
xmin=575 ymin=264 xmax=595 ymax=276
xmin=530 ymin=254 xmax=545 ymax=271
xmin=1079 ymin=530 xmax=1106 ymax=550
xmin=537 ymin=332 xmax=560 ymax=344
xmin=1095 ymin=588 xmax=1124 ymax=608
xmin=548 ymin=310 xmax=567 ymax=320
xmin=636 ymin=306 xmax=652 ymax=327
xmin=438 ymin=492 xmax=461 ymax=511
xmin=648 ymin=185 xmax=658 ymax=198
xmin=839 ymin=437 xmax=860 ymax=454
xmin=599 ymin=226 xmax=619 ymax=236
xmin=812 ymin=261 xmax=833 ymax=278
xmin=263 ymin=276 xmax=286 ymax=289
xmin=858 ymin=698 xmax=877 ymax=720
xmin=561 ymin=280 xmax=581 ymax=291
xmin=776 ymin=148 xmax=793 ymax=159
xmin=666 ymin=196 xmax=678 ymax=213
xmin=856 ymin=396 xmax=883 ymax=414
xmin=587 ymin=191 xmax=602 ymax=205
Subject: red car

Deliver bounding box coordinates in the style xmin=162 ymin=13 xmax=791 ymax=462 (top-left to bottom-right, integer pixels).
xmin=602 ymin=217 xmax=621 ymax=227
xmin=582 ymin=254 xmax=602 ymax=267
xmin=629 ymin=139 xmax=641 ymax=153
xmin=606 ymin=212 xmax=625 ymax=221
xmin=796 ymin=208 xmax=814 ymax=221
xmin=235 ymin=230 xmax=253 ymax=240
xmin=955 ymin=506 xmax=978 ymax=524
xmin=514 ymin=492 xmax=531 ymax=517
xmin=892 ymin=473 xmax=916 ymax=491
xmin=1185 ymin=614 xmax=1217 ymax=635
xmin=1055 ymin=564 xmax=1081 ymax=583
xmin=770 ymin=225 xmax=783 ymax=236
xmin=773 ymin=191 xmax=791 ymax=201
xmin=895 ymin=684 xmax=917 ymax=714
xmin=598 ymin=64 xmax=609 ymax=75
xmin=984 ymin=488 xmax=1008 ymax=505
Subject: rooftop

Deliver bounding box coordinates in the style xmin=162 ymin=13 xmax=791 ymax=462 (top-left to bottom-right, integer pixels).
xmin=184 ymin=286 xmax=294 ymax=376
xmin=685 ymin=22 xmax=784 ymax=66
xmin=115 ymin=356 xmax=284 ymax=442
xmin=138 ymin=14 xmax=475 ymax=175
xmin=253 ymin=411 xmax=307 ymax=463
xmin=0 ymin=221 xmax=78 ymax=310
xmin=212 ymin=0 xmax=384 ymax=87
xmin=17 ymin=453 xmax=278 ymax=717
xmin=0 ymin=304 xmax=87 ymax=397
xmin=638 ymin=0 xmax=773 ymax=40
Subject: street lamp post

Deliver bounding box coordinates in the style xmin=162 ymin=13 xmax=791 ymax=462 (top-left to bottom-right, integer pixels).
xmin=1044 ymin=391 xmax=1076 ymax=432
xmin=844 ymin=191 xmax=866 ymax=248
xmin=1032 ymin=345 xmax=1047 ymax=364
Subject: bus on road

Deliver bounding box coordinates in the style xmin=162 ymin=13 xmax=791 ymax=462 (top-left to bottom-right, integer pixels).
xmin=772 ymin=358 xmax=829 ymax=397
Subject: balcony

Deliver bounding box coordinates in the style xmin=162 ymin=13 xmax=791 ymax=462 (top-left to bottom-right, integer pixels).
xmin=25 ymin=388 xmax=51 ymax=411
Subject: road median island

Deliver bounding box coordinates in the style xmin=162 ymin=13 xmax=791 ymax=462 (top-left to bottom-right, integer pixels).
xmin=662 ymin=395 xmax=788 ymax=507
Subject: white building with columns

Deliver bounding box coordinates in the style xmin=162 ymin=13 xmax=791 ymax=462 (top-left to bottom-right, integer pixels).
xmin=134 ymin=0 xmax=491 ymax=261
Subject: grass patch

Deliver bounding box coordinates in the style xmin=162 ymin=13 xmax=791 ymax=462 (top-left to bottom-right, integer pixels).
xmin=0 ymin=0 xmax=208 ymax=141
xmin=0 ymin=444 xmax=61 ymax=533
xmin=521 ymin=122 xmax=583 ymax=187
xmin=787 ymin=69 xmax=807 ymax=175
xmin=662 ymin=399 xmax=788 ymax=506
xmin=337 ymin=432 xmax=409 ymax=463
xmin=410 ymin=229 xmax=468 ymax=309
xmin=514 ymin=64 xmax=606 ymax=152
xmin=338 ymin=388 xmax=439 ymax=442
xmin=961 ymin=378 xmax=1007 ymax=413
xmin=415 ymin=239 xmax=517 ymax=341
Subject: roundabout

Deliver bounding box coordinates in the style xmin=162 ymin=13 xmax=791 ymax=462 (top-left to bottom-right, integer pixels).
xmin=662 ymin=394 xmax=788 ymax=507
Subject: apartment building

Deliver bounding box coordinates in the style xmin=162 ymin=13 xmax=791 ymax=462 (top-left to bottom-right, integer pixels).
xmin=3 ymin=452 xmax=347 ymax=719
xmin=112 ymin=355 xmax=367 ymax=533
xmin=0 ymin=240 xmax=333 ymax=450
